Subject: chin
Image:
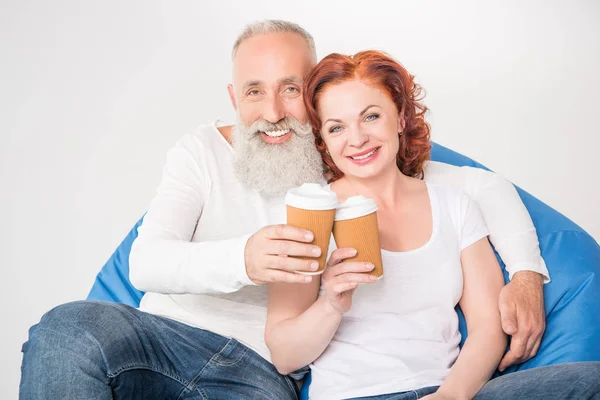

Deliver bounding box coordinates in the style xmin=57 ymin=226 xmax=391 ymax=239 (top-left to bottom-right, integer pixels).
xmin=342 ymin=166 xmax=381 ymax=180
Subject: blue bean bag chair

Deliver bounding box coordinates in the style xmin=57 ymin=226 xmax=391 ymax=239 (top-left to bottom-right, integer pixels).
xmin=88 ymin=143 xmax=600 ymax=399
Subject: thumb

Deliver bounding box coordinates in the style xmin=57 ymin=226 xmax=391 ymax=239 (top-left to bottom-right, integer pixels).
xmin=500 ymin=301 xmax=518 ymax=335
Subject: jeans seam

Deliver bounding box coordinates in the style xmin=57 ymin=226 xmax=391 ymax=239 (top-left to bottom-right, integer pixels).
xmin=284 ymin=376 xmax=298 ymax=397
xmin=178 ymin=338 xmax=248 ymax=400
xmin=198 ymin=388 xmax=209 ymax=399
xmin=207 ymin=338 xmax=249 ymax=367
xmin=107 ymin=363 xmax=191 ymax=388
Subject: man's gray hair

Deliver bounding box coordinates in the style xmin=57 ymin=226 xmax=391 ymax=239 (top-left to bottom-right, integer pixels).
xmin=232 ymin=19 xmax=317 ymax=62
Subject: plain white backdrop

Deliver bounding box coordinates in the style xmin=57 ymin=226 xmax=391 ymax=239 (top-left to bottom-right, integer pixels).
xmin=1 ymin=0 xmax=599 ymax=397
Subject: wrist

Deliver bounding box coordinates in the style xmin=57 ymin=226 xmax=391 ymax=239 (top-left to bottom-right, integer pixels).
xmin=242 ymin=233 xmax=261 ymax=285
xmin=512 ymin=270 xmax=543 ymax=286
xmin=319 ymin=296 xmax=344 ymax=318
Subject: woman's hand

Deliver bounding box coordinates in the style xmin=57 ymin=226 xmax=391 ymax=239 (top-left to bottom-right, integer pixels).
xmin=322 ymin=247 xmax=378 ymax=314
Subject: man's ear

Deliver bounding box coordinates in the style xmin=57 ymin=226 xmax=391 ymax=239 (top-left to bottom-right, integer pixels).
xmin=227 ymin=84 xmax=238 ymax=111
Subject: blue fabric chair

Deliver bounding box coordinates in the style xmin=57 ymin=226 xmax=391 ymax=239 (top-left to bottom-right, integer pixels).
xmin=88 ymin=143 xmax=600 ymax=399
xmin=88 ymin=216 xmax=145 ymax=307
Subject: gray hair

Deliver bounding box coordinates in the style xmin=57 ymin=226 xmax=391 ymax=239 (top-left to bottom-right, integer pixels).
xmin=232 ymin=19 xmax=317 ymax=63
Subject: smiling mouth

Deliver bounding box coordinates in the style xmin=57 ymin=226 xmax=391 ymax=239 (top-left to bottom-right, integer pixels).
xmin=259 ymin=129 xmax=294 ymax=144
xmin=262 ymin=129 xmax=290 ymax=137
xmin=348 ymin=147 xmax=380 ymax=160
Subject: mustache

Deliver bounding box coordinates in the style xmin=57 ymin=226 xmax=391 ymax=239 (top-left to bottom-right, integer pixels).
xmin=244 ymin=117 xmax=311 ymax=136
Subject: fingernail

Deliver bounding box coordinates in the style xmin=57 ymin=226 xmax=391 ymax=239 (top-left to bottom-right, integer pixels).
xmin=365 ymin=263 xmax=374 ymax=271
xmin=350 ymin=249 xmax=357 ymax=256
xmin=369 ymin=275 xmax=378 ymax=281
xmin=304 ymin=233 xmax=314 ymax=241
xmin=310 ymin=262 xmax=319 ymax=270
xmin=312 ymin=247 xmax=321 ymax=256
xmin=304 ymin=276 xmax=312 ymax=282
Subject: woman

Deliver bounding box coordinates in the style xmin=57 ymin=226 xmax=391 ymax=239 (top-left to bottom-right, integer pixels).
xmin=265 ymin=51 xmax=507 ymax=400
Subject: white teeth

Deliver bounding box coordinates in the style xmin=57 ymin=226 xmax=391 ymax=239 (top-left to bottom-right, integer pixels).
xmin=264 ymin=129 xmax=289 ymax=137
xmin=351 ymin=148 xmax=378 ymax=160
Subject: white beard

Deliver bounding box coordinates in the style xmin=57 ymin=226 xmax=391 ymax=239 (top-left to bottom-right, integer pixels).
xmin=232 ymin=115 xmax=325 ymax=197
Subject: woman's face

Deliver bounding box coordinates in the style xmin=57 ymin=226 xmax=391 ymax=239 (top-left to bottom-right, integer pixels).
xmin=317 ymin=79 xmax=403 ymax=180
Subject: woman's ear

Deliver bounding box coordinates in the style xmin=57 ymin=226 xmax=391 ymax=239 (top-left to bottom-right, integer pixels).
xmin=397 ymin=113 xmax=406 ymax=132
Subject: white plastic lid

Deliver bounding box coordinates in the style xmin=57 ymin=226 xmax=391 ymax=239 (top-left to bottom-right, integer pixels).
xmin=334 ymin=195 xmax=378 ymax=221
xmin=285 ymin=183 xmax=339 ymax=210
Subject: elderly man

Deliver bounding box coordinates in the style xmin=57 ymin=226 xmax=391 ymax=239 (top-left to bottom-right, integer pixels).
xmin=20 ymin=20 xmax=599 ymax=399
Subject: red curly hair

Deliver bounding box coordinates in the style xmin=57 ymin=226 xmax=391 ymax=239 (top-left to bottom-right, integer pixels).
xmin=303 ymin=50 xmax=431 ymax=182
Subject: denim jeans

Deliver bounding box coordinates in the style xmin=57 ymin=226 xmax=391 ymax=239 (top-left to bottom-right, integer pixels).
xmin=20 ymin=301 xmax=600 ymax=400
xmin=349 ymin=362 xmax=600 ymax=399
xmin=20 ymin=301 xmax=298 ymax=400
xmin=475 ymin=362 xmax=600 ymax=399
xmin=349 ymin=386 xmax=439 ymax=399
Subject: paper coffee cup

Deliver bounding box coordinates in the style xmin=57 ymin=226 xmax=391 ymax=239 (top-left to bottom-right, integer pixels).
xmin=333 ymin=196 xmax=383 ymax=278
xmin=285 ymin=183 xmax=338 ymax=275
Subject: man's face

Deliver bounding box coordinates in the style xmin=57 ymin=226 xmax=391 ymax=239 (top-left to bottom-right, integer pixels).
xmin=228 ymin=31 xmax=324 ymax=196
xmin=229 ymin=32 xmax=314 ymax=144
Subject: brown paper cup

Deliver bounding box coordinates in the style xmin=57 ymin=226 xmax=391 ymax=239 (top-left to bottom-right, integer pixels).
xmin=286 ymin=205 xmax=335 ymax=275
xmin=333 ymin=211 xmax=383 ymax=278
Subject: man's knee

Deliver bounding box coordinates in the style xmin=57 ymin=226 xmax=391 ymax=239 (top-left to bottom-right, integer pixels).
xmin=24 ymin=301 xmax=137 ymax=362
xmin=37 ymin=300 xmax=130 ymax=334
xmin=20 ymin=301 xmax=132 ymax=398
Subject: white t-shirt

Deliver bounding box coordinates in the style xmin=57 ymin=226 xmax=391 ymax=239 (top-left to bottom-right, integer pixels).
xmin=129 ymin=121 xmax=548 ymax=363
xmin=309 ymin=183 xmax=489 ymax=400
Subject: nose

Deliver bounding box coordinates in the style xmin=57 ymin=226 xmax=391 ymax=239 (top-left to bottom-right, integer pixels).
xmin=347 ymin=126 xmax=369 ymax=148
xmin=262 ymin=93 xmax=286 ymax=123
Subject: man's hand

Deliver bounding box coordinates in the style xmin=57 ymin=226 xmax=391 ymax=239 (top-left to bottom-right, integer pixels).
xmin=244 ymin=224 xmax=322 ymax=285
xmin=498 ymin=271 xmax=546 ymax=371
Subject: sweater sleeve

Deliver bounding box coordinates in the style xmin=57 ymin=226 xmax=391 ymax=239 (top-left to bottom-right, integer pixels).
xmin=129 ymin=133 xmax=257 ymax=295
xmin=424 ymin=161 xmax=550 ymax=283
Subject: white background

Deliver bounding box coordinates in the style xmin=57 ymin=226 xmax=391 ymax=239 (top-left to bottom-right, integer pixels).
xmin=1 ymin=0 xmax=599 ymax=397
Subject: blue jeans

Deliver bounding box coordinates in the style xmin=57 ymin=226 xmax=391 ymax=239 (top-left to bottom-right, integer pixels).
xmin=349 ymin=386 xmax=439 ymax=399
xmin=20 ymin=301 xmax=298 ymax=400
xmin=350 ymin=362 xmax=600 ymax=399
xmin=475 ymin=362 xmax=600 ymax=399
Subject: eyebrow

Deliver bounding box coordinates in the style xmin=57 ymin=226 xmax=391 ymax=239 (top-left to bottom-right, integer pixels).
xmin=279 ymin=76 xmax=303 ymax=85
xmin=242 ymin=76 xmax=303 ymax=92
xmin=324 ymin=105 xmax=380 ymax=125
xmin=242 ymin=80 xmax=263 ymax=91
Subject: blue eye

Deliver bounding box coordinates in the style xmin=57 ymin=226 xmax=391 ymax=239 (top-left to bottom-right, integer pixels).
xmin=285 ymin=87 xmax=299 ymax=93
xmin=329 ymin=125 xmax=342 ymax=134
xmin=365 ymin=113 xmax=379 ymax=122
